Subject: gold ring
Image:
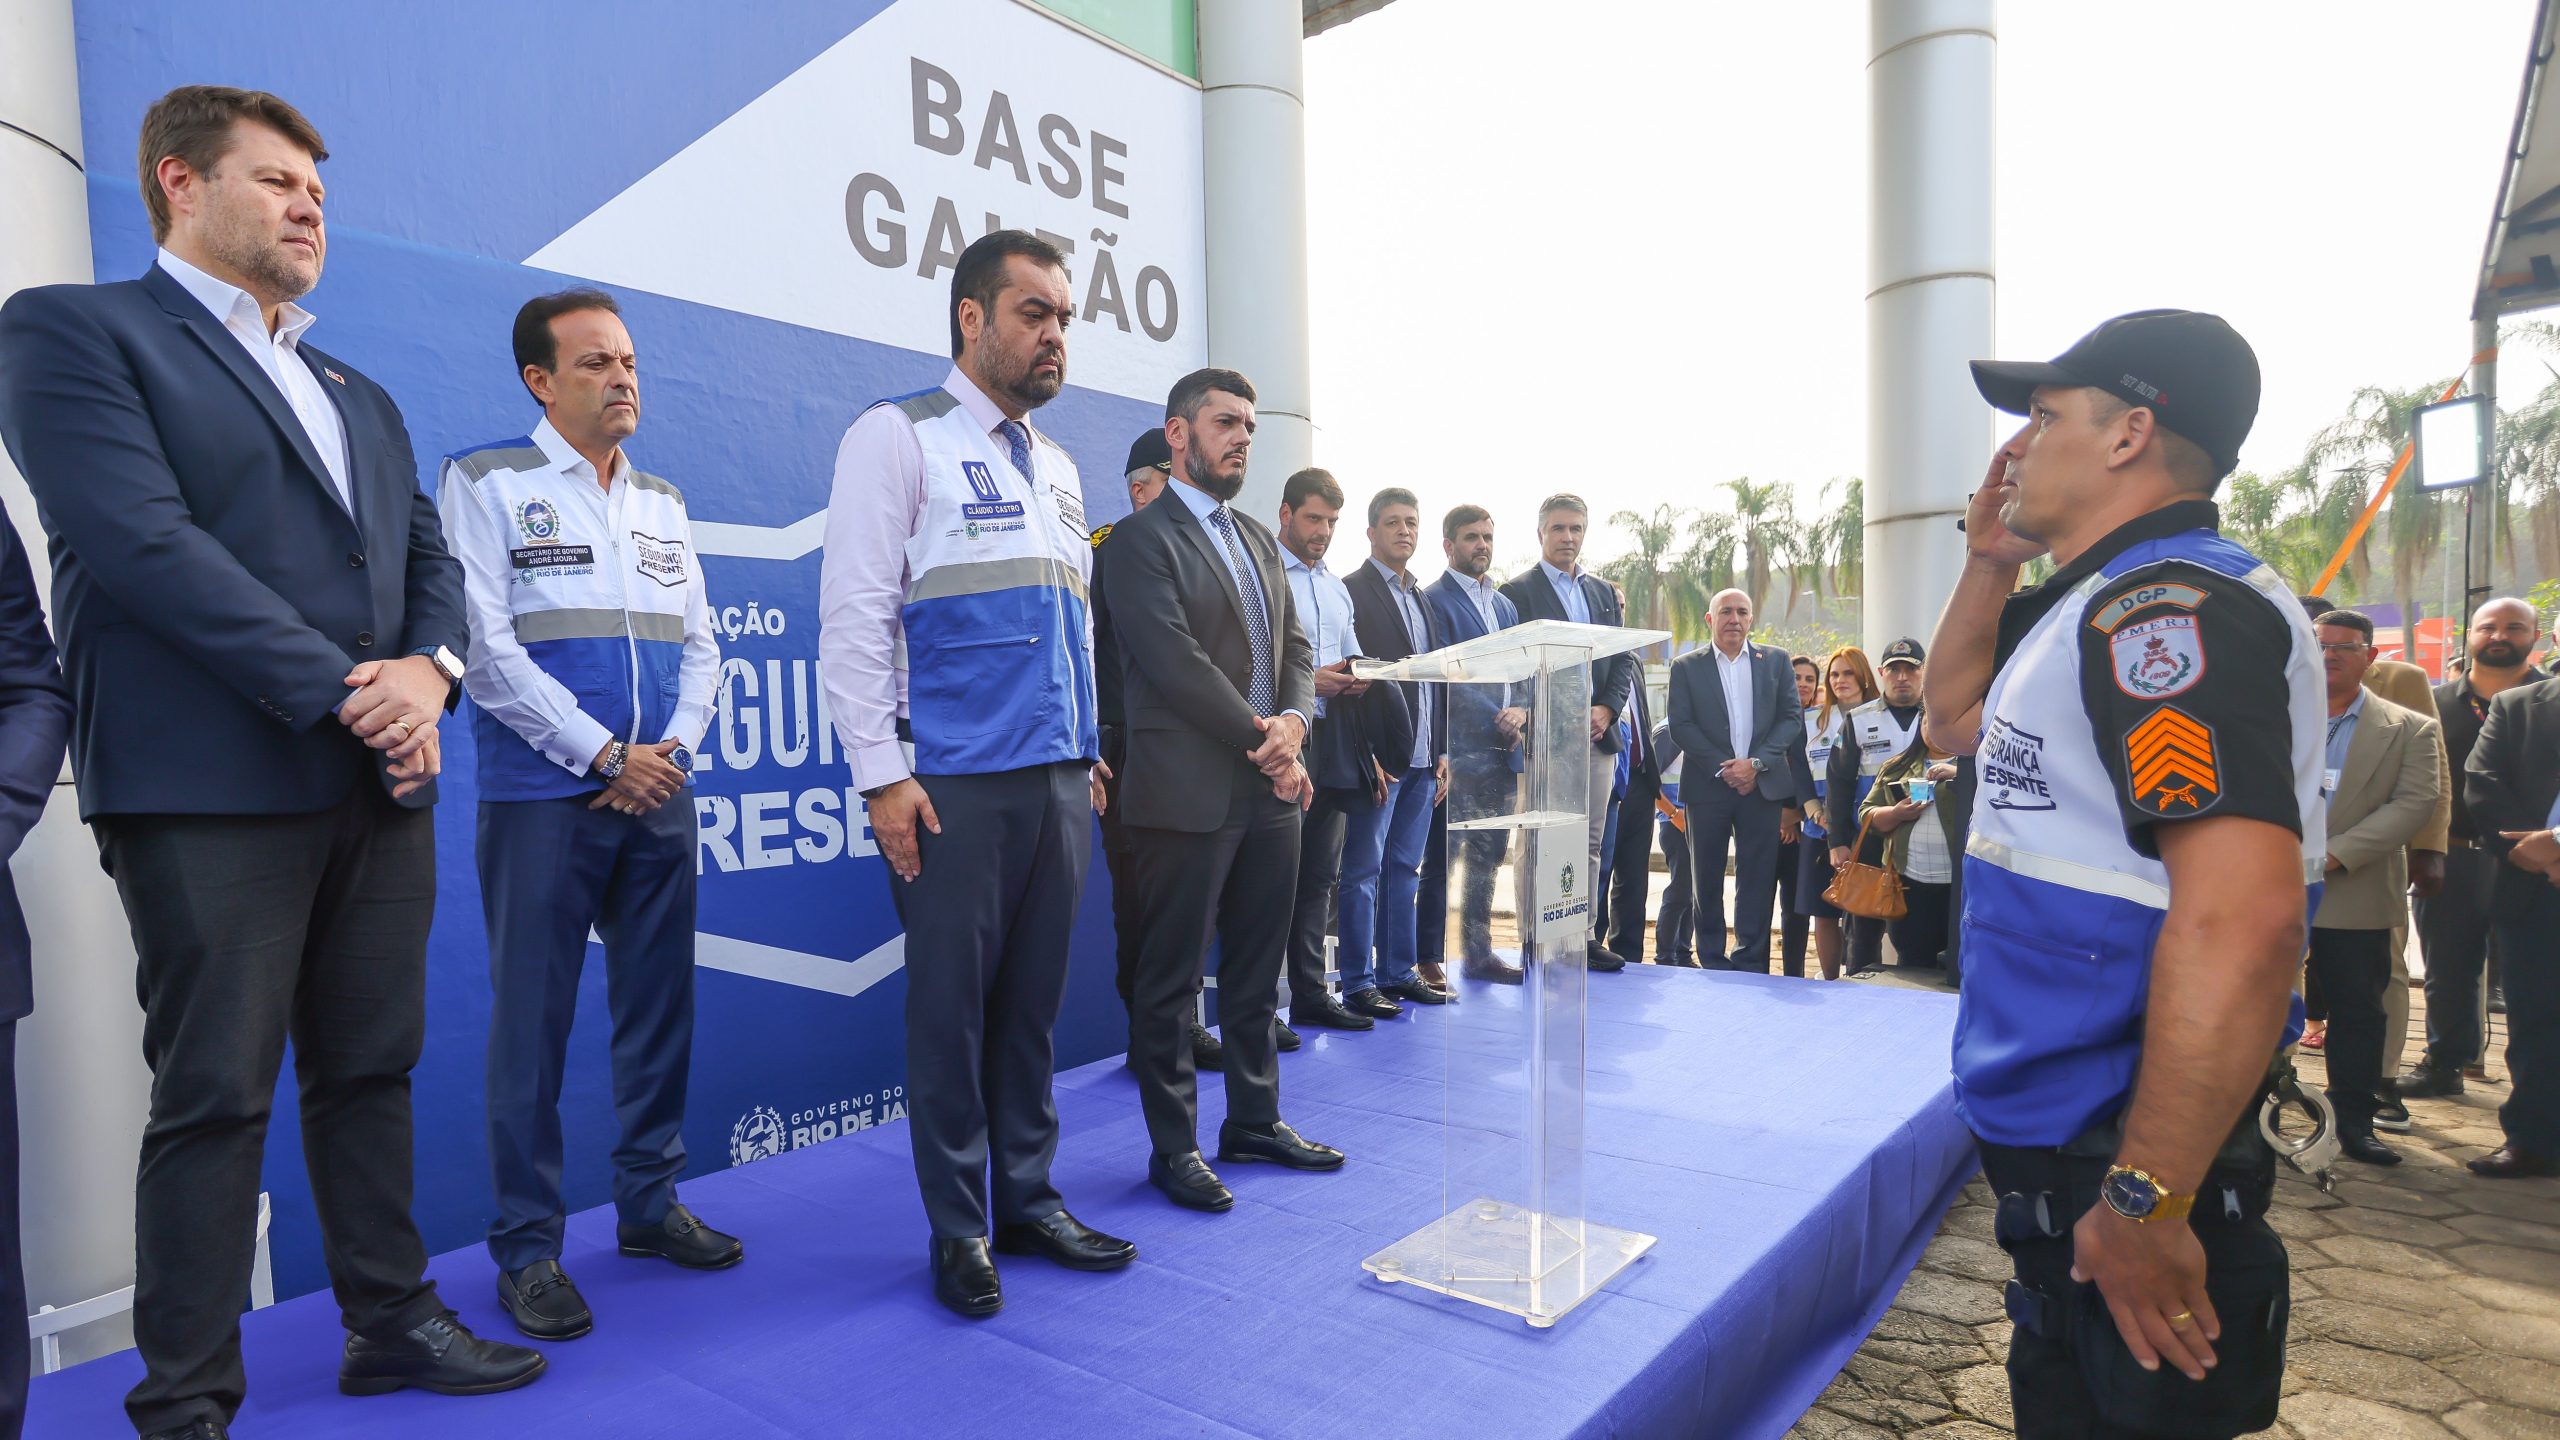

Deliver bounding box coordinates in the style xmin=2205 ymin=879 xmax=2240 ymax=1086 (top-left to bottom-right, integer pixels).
xmin=2167 ymin=1311 xmax=2194 ymax=1328
xmin=389 ymin=720 xmax=412 ymax=737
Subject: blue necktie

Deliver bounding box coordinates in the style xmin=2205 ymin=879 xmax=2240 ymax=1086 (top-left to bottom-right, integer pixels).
xmin=1207 ymin=507 xmax=1275 ymax=716
xmin=997 ymin=420 xmax=1033 ymax=481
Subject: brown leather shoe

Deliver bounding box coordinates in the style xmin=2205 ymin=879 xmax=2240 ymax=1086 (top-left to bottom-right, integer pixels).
xmin=2468 ymin=1146 xmax=2560 ymax=1179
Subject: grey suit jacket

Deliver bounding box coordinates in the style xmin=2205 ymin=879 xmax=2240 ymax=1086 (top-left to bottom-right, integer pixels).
xmin=2314 ymin=692 xmax=2442 ymax=932
xmin=1665 ymin=641 xmax=1802 ymax=803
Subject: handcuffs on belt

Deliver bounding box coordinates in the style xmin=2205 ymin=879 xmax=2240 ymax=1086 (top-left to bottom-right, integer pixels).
xmin=2257 ymin=1052 xmax=2340 ymax=1190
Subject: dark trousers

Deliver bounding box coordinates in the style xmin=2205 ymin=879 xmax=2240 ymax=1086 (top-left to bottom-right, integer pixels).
xmin=1888 ymin=877 xmax=1953 ymax=969
xmin=1604 ymin=767 xmax=1659 ymax=962
xmin=0 ymin=1022 xmax=22 ymax=1440
xmin=1980 ymin=1138 xmax=2287 ymax=1440
xmin=1126 ymin=766 xmax=1297 ymax=1154
xmin=888 ymin=763 xmax=1088 ymax=1239
xmin=1288 ymin=788 xmax=1349 ymax=1003
xmin=1655 ymin=816 xmax=1693 ymax=963
xmin=1688 ymin=783 xmax=1781 ymax=971
xmin=2492 ymin=885 xmax=2560 ymax=1156
xmin=96 ymin=790 xmax=443 ymax=1434
xmin=478 ymin=796 xmax=696 ymax=1271
xmin=1442 ymin=760 xmax=1513 ymax=962
xmin=1847 ymin=915 xmax=1886 ymax=973
xmin=2415 ymin=846 xmax=2497 ymax=1069
xmin=2306 ymin=927 xmax=2393 ymax=1135
xmin=1774 ymin=836 xmax=1808 ymax=976
xmin=1101 ymin=760 xmax=1143 ymax=1009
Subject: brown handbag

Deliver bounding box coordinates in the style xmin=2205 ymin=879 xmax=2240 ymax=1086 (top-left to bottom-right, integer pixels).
xmin=1823 ymin=809 xmax=1908 ymax=920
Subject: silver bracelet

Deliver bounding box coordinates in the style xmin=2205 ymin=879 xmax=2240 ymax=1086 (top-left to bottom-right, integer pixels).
xmin=598 ymin=740 xmax=629 ymax=781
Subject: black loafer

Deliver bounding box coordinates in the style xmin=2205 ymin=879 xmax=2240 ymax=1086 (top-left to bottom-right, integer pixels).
xmin=1380 ymin=979 xmax=1448 ymax=1006
xmin=2371 ymin=1096 xmax=2413 ymax=1134
xmin=1460 ymin=956 xmax=1524 ymax=984
xmin=1275 ymin=1018 xmax=1301 ymax=1051
xmin=994 ymin=1210 xmax=1137 ymax=1270
xmin=1585 ymin=943 xmax=1627 ymax=972
xmin=1344 ymin=987 xmax=1403 ymax=1020
xmin=1189 ymin=1021 xmax=1226 ymax=1072
xmin=931 ymin=1236 xmax=1003 ymax=1318
xmin=2339 ymin=1133 xmax=2402 ymax=1166
xmin=340 ymin=1312 xmax=546 ymax=1397
xmin=497 ymin=1259 xmax=592 ymax=1340
xmin=2470 ymin=1145 xmax=2560 ymax=1179
xmin=142 ymin=1424 xmax=230 ymax=1440
xmin=617 ymin=1202 xmax=742 ymax=1270
xmin=1290 ymin=996 xmax=1374 ymax=1031
xmin=1148 ymin=1150 xmax=1234 ymax=1212
xmin=1217 ymin=1119 xmax=1346 ymax=1171
xmin=2393 ymin=1066 xmax=2465 ymax=1099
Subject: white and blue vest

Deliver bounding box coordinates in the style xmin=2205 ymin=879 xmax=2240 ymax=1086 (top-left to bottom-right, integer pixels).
xmin=878 ymin=388 xmax=1097 ymax=776
xmin=1954 ymin=529 xmax=2327 ymax=1146
xmin=1800 ymin=708 xmax=1850 ymax=838
xmin=446 ymin=437 xmax=700 ymax=801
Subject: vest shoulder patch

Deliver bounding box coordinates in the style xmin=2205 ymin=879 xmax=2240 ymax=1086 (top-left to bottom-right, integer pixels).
xmin=2088 ymin=581 xmax=2209 ymax=634
xmin=2125 ymin=704 xmax=2220 ymax=816
xmin=1089 ymin=523 xmax=1114 ymax=548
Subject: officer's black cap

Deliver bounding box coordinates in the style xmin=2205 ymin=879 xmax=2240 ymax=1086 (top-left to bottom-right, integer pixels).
xmin=1971 ymin=310 xmax=2261 ymax=476
xmin=1879 ymin=637 xmax=1926 ymax=668
xmin=1124 ymin=428 xmax=1171 ymax=475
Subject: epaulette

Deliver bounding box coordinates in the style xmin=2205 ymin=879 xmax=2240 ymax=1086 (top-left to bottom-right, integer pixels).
xmin=1090 ymin=523 xmax=1114 ymax=549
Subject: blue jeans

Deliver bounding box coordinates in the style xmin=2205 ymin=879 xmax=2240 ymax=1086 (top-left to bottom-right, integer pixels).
xmin=1337 ymin=767 xmax=1439 ymax=991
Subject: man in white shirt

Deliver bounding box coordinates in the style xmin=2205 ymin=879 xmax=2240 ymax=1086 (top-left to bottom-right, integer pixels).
xmin=1666 ymin=590 xmax=1803 ymax=970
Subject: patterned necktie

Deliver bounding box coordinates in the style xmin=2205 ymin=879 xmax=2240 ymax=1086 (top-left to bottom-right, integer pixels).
xmin=996 ymin=420 xmax=1033 ymax=481
xmin=1207 ymin=506 xmax=1275 ymax=716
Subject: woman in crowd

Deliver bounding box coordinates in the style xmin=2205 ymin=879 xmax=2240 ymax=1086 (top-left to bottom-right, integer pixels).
xmin=1775 ymin=656 xmax=1822 ymax=975
xmin=1796 ymin=647 xmax=1878 ymax=979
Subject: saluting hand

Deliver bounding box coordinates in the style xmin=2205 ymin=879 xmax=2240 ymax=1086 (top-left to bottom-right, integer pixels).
xmin=1964 ymin=449 xmax=2049 ymax=568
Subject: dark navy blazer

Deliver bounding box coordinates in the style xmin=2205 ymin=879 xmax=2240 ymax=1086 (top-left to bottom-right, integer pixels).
xmin=1426 ymin=571 xmax=1526 ymax=775
xmin=0 ymin=506 xmax=71 ymax=1022
xmin=0 ymin=266 xmax=466 ymax=817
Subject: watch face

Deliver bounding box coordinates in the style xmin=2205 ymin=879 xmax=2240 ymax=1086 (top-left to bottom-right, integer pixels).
xmin=670 ymin=745 xmax=694 ymax=775
xmin=2102 ymin=1169 xmax=2160 ymax=1220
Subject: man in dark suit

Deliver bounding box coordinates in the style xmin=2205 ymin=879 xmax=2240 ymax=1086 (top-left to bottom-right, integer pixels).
xmin=1498 ymin=494 xmax=1635 ymax=971
xmin=1342 ymin=488 xmax=1450 ymax=1006
xmin=0 ymin=505 xmax=70 ymax=1440
xmin=1601 ymin=678 xmax=1665 ymax=966
xmin=2464 ymin=641 xmax=2560 ymax=1178
xmin=0 ymin=86 xmax=543 ymax=1436
xmin=1666 ymin=589 xmax=1803 ymax=971
xmin=1424 ymin=505 xmax=1527 ymax=982
xmin=1102 ymin=369 xmax=1345 ymax=1213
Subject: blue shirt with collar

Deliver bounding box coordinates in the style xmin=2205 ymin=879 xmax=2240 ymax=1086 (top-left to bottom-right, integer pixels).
xmin=1369 ymin=556 xmax=1436 ymax=769
xmin=1541 ymin=559 xmax=1592 ymax=624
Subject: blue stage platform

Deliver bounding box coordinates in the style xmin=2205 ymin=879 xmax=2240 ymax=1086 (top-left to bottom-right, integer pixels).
xmin=29 ymin=969 xmax=1974 ymax=1440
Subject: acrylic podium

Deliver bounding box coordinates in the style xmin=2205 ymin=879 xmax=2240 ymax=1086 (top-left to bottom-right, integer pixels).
xmin=1351 ymin=617 xmax=1670 ymax=1327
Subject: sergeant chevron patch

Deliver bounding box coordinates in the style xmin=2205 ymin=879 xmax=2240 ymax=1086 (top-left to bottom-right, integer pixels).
xmin=2126 ymin=705 xmax=2220 ymax=816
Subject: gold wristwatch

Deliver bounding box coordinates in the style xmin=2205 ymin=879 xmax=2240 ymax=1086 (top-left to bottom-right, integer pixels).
xmin=2100 ymin=1164 xmax=2194 ymax=1223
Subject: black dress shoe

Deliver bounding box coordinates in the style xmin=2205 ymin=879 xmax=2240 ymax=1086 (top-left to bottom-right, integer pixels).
xmin=1586 ymin=942 xmax=1627 ymax=972
xmin=1276 ymin=1018 xmax=1301 ymax=1052
xmin=2393 ymin=1065 xmax=2465 ymax=1099
xmin=994 ymin=1210 xmax=1138 ymax=1270
xmin=617 ymin=1202 xmax=743 ymax=1270
xmin=2371 ymin=1095 xmax=2413 ymax=1133
xmin=2339 ymin=1133 xmax=2402 ymax=1166
xmin=2469 ymin=1145 xmax=2560 ymax=1178
xmin=1189 ymin=1020 xmax=1225 ymax=1072
xmin=339 ymin=1312 xmax=546 ymax=1397
xmin=1291 ymin=995 xmax=1374 ymax=1031
xmin=1380 ymin=978 xmax=1448 ymax=1006
xmin=142 ymin=1424 xmax=229 ymax=1440
xmin=1344 ymin=987 xmax=1403 ymax=1020
xmin=1149 ymin=1150 xmax=1234 ymax=1212
xmin=1460 ymin=955 xmax=1524 ymax=984
xmin=497 ymin=1259 xmax=592 ymax=1340
xmin=931 ymin=1236 xmax=1003 ymax=1317
xmin=1218 ymin=1119 xmax=1346 ymax=1171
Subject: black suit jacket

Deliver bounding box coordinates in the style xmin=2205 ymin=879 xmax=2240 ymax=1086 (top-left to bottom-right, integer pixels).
xmin=2465 ymin=678 xmax=2560 ymax=920
xmin=1343 ymin=559 xmax=1446 ymax=765
xmin=0 ymin=267 xmax=467 ymax=817
xmin=1100 ymin=486 xmax=1315 ymax=832
xmin=1666 ymin=641 xmax=1803 ymax=803
xmin=1497 ymin=565 xmax=1635 ymax=752
xmin=0 ymin=507 xmax=71 ymax=1022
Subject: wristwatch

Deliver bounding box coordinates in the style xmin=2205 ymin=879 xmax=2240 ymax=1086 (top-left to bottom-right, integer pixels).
xmin=422 ymin=645 xmax=464 ymax=687
xmin=2100 ymin=1165 xmax=2194 ymax=1224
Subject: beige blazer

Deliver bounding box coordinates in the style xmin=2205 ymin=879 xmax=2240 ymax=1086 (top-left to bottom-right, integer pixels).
xmin=2362 ymin=659 xmax=2451 ymax=854
xmin=2315 ymin=691 xmax=2443 ymax=931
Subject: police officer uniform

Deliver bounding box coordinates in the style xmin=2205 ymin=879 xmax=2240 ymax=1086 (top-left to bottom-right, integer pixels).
xmin=438 ymin=417 xmax=732 ymax=1329
xmin=1960 ymin=314 xmax=2323 ymax=1439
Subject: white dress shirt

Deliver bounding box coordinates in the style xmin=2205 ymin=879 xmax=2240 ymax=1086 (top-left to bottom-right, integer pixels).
xmin=1712 ymin=641 xmax=1755 ymax=761
xmin=157 ymin=246 xmax=352 ymax=514
xmin=1283 ymin=548 xmax=1355 ymax=717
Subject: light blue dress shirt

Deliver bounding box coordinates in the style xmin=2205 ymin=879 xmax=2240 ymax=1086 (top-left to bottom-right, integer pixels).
xmin=2323 ymin=686 xmax=2366 ymax=790
xmin=1540 ymin=560 xmax=1591 ymax=624
xmin=1167 ymin=479 xmax=1304 ymax=728
xmin=1283 ymin=549 xmax=1355 ymax=717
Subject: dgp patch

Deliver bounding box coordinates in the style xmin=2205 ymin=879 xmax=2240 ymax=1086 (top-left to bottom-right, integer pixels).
xmin=2111 ymin=614 xmax=2205 ymax=699
xmin=2125 ymin=705 xmax=2220 ymax=816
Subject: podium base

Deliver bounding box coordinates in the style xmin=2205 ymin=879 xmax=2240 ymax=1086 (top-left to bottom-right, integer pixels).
xmin=1361 ymin=1198 xmax=1656 ymax=1327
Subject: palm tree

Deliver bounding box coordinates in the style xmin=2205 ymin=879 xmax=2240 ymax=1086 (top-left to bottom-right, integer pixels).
xmin=2299 ymin=380 xmax=2451 ymax=625
xmin=1816 ymin=476 xmax=1863 ymax=600
xmin=1600 ymin=504 xmax=1700 ymax=656
xmin=1675 ymin=510 xmax=1738 ymax=646
xmin=1721 ymin=477 xmax=1791 ymax=618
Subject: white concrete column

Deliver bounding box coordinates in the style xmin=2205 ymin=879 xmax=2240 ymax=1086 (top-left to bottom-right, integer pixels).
xmin=1865 ymin=0 xmax=1996 ymax=651
xmin=2 ymin=0 xmax=153 ymax=1367
xmin=1196 ymin=0 xmax=1313 ymax=521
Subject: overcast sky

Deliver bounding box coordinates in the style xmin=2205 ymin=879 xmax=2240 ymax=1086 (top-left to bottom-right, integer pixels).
xmin=1301 ymin=0 xmax=2533 ymax=572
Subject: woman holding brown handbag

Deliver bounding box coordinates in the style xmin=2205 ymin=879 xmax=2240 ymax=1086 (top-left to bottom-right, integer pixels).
xmin=1858 ymin=738 xmax=1964 ymax=971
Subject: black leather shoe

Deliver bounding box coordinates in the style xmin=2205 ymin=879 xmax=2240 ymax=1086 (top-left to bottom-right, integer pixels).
xmin=617 ymin=1203 xmax=743 ymax=1270
xmin=994 ymin=1210 xmax=1137 ymax=1270
xmin=2393 ymin=1065 xmax=2465 ymax=1099
xmin=1276 ymin=1018 xmax=1301 ymax=1051
xmin=1218 ymin=1119 xmax=1346 ymax=1171
xmin=1291 ymin=995 xmax=1374 ymax=1031
xmin=1460 ymin=955 xmax=1524 ymax=984
xmin=2371 ymin=1095 xmax=2413 ymax=1134
xmin=1149 ymin=1150 xmax=1234 ymax=1212
xmin=2470 ymin=1145 xmax=2560 ymax=1179
xmin=1189 ymin=1021 xmax=1225 ymax=1072
xmin=931 ymin=1237 xmax=1003 ymax=1317
xmin=339 ymin=1312 xmax=546 ymax=1397
xmin=2339 ymin=1133 xmax=2402 ymax=1166
xmin=1586 ymin=942 xmax=1627 ymax=972
xmin=1380 ymin=979 xmax=1448 ymax=1006
xmin=496 ymin=1259 xmax=591 ymax=1340
xmin=142 ymin=1424 xmax=229 ymax=1440
xmin=1345 ymin=987 xmax=1403 ymax=1019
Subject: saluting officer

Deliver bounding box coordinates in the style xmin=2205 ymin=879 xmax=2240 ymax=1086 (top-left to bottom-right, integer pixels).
xmin=439 ymin=288 xmax=736 ymax=1341
xmin=1924 ymin=311 xmax=2322 ymax=1440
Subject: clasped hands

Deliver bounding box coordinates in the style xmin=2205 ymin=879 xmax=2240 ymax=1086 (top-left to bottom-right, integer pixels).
xmin=591 ymin=739 xmax=687 ymax=816
xmin=1249 ymin=712 xmax=1312 ymax=810
xmin=337 ymin=655 xmax=449 ymax=800
xmin=2500 ymin=828 xmax=2560 ymax=886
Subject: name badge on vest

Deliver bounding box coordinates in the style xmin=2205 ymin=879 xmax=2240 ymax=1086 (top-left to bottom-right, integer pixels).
xmin=511 ymin=544 xmax=596 ymax=577
xmin=960 ymin=460 xmax=1026 ymax=536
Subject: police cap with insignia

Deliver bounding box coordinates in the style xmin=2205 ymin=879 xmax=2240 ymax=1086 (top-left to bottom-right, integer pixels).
xmin=1124 ymin=427 xmax=1171 ymax=475
xmin=1969 ymin=309 xmax=2261 ymax=477
xmin=1879 ymin=636 xmax=1926 ymax=669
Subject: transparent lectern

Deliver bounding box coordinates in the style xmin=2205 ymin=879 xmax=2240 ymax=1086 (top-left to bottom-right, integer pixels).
xmin=1352 ymin=617 xmax=1670 ymax=1326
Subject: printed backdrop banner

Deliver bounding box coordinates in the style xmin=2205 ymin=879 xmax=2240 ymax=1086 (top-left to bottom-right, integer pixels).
xmin=70 ymin=0 xmax=1206 ymax=1299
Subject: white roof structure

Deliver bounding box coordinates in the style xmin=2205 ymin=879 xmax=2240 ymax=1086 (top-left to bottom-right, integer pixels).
xmin=1305 ymin=0 xmax=1401 ymax=37
xmin=2477 ymin=0 xmax=2560 ymax=318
